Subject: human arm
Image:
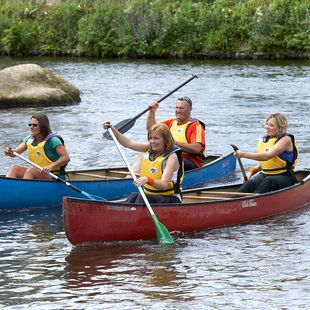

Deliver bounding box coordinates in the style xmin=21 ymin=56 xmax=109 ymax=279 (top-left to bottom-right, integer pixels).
xmin=175 ymin=141 xmax=203 ymax=154
xmin=178 ymin=121 xmax=205 ymax=154
xmin=103 ymin=122 xmax=150 ymax=152
xmin=234 ymin=136 xmax=293 ymax=162
xmin=245 ymin=164 xmax=261 ymax=179
xmin=134 ymin=153 xmax=179 ymax=190
xmin=132 ymin=153 xmax=143 ymax=175
xmin=146 ymin=101 xmax=159 ymax=130
xmin=41 ymin=143 xmax=70 ymax=174
xmin=4 ymin=142 xmax=27 ymax=157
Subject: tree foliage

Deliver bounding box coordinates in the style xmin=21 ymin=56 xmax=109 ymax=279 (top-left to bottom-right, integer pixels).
xmin=0 ymin=0 xmax=309 ymax=58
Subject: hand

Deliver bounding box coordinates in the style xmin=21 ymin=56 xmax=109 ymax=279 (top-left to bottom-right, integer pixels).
xmin=234 ymin=150 xmax=242 ymax=159
xmin=4 ymin=147 xmax=15 ymax=157
xmin=103 ymin=121 xmax=112 ymax=130
xmin=149 ymin=101 xmax=159 ymax=112
xmin=134 ymin=176 xmax=148 ymax=187
xmin=41 ymin=166 xmax=51 ymax=174
xmin=246 ymin=171 xmax=253 ymax=180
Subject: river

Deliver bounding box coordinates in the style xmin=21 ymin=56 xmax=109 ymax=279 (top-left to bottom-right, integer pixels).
xmin=0 ymin=57 xmax=309 ymax=309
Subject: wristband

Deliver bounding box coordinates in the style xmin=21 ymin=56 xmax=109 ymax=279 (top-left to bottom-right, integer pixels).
xmin=249 ymin=167 xmax=257 ymax=175
xmin=147 ymin=177 xmax=155 ymax=185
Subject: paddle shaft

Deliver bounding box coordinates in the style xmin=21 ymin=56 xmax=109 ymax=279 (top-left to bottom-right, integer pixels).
xmin=12 ymin=151 xmax=101 ymax=200
xmin=107 ymin=128 xmax=156 ymax=216
xmin=104 ymin=75 xmax=198 ymax=137
xmin=230 ymin=144 xmax=248 ymax=181
xmin=123 ymin=75 xmax=199 ymax=125
xmin=108 ymin=128 xmax=174 ymax=244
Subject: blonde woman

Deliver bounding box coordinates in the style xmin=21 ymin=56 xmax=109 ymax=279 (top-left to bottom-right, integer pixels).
xmin=234 ymin=113 xmax=298 ymax=193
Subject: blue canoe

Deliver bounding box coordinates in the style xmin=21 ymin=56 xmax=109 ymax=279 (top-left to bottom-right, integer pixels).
xmin=0 ymin=153 xmax=236 ymax=211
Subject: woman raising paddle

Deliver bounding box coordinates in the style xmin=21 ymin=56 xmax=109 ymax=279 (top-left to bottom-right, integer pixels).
xmin=103 ymin=122 xmax=184 ymax=204
xmin=234 ymin=112 xmax=298 ymax=193
xmin=4 ymin=113 xmax=70 ymax=180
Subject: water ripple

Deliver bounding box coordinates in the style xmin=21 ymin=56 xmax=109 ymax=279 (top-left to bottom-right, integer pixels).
xmin=0 ymin=57 xmax=309 ymax=309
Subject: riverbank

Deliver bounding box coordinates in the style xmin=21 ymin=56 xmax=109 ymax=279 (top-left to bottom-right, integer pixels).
xmin=0 ymin=0 xmax=309 ymax=60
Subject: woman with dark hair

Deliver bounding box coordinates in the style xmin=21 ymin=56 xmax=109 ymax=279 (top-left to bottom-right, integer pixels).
xmin=234 ymin=112 xmax=298 ymax=193
xmin=4 ymin=113 xmax=70 ymax=180
xmin=103 ymin=122 xmax=184 ymax=204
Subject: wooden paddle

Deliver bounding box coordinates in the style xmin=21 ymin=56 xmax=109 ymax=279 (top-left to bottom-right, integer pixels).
xmin=230 ymin=144 xmax=248 ymax=182
xmin=103 ymin=75 xmax=198 ymax=139
xmin=107 ymin=128 xmax=174 ymax=244
xmin=12 ymin=151 xmax=106 ymax=201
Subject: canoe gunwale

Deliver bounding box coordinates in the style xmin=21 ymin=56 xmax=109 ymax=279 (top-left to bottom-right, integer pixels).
xmin=64 ymin=169 xmax=310 ymax=207
xmin=0 ymin=152 xmax=236 ymax=210
xmin=0 ymin=153 xmax=226 ymax=183
xmin=63 ymin=169 xmax=310 ymax=245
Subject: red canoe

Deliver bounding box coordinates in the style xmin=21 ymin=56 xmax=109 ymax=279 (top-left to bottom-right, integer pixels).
xmin=63 ymin=170 xmax=310 ymax=246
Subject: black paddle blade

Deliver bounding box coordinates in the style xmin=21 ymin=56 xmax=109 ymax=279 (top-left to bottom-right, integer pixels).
xmin=102 ymin=76 xmax=199 ymax=139
xmin=230 ymin=144 xmax=239 ymax=151
xmin=102 ymin=118 xmax=135 ymax=139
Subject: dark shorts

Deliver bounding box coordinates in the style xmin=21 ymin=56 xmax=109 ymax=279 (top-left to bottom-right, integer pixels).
xmin=183 ymin=158 xmax=197 ymax=171
xmin=125 ymin=192 xmax=181 ymax=204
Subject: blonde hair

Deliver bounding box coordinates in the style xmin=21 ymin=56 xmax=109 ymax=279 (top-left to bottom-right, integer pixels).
xmin=147 ymin=123 xmax=175 ymax=154
xmin=265 ymin=113 xmax=288 ymax=135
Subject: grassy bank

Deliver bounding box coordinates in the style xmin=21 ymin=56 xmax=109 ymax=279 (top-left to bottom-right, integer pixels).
xmin=0 ymin=0 xmax=309 ymax=59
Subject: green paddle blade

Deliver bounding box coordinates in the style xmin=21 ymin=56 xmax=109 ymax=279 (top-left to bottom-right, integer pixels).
xmin=151 ymin=214 xmax=174 ymax=244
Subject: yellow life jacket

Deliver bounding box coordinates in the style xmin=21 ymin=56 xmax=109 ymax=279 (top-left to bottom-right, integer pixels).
xmin=257 ymin=133 xmax=298 ymax=175
xmin=140 ymin=146 xmax=184 ymax=196
xmin=170 ymin=119 xmax=206 ymax=166
xmin=27 ymin=134 xmax=66 ymax=175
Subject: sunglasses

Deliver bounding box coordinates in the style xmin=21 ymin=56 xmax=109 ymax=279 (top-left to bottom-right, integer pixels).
xmin=28 ymin=123 xmax=39 ymax=127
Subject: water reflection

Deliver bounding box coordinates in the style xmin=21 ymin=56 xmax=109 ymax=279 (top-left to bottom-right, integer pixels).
xmin=65 ymin=244 xmax=148 ymax=288
xmin=64 ymin=243 xmax=182 ymax=293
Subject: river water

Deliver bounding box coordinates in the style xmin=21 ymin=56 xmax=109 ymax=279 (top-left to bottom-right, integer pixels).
xmin=0 ymin=57 xmax=309 ymax=309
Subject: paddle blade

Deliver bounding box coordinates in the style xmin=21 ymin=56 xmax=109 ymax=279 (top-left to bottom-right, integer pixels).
xmin=81 ymin=191 xmax=106 ymax=201
xmin=102 ymin=118 xmax=135 ymax=139
xmin=230 ymin=143 xmax=239 ymax=151
xmin=151 ymin=214 xmax=174 ymax=244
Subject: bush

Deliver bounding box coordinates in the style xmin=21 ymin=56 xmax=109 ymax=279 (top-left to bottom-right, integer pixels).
xmin=0 ymin=0 xmax=308 ymax=58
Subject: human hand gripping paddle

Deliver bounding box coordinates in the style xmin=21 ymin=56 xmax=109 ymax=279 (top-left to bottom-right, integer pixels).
xmin=230 ymin=144 xmax=248 ymax=182
xmin=103 ymin=75 xmax=198 ymax=139
xmin=107 ymin=127 xmax=174 ymax=245
xmin=12 ymin=151 xmax=106 ymax=201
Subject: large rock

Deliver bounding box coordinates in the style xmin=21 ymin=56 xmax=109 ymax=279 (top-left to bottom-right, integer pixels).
xmin=0 ymin=64 xmax=81 ymax=108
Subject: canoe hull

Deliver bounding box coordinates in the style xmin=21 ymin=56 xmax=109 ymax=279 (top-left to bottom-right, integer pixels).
xmin=0 ymin=153 xmax=236 ymax=210
xmin=63 ymin=171 xmax=310 ymax=245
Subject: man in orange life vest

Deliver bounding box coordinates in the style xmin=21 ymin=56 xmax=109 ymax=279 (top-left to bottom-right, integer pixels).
xmin=147 ymin=96 xmax=206 ymax=171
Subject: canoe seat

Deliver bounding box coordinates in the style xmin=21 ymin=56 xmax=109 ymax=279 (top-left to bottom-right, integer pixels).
xmin=200 ymin=191 xmax=256 ymax=197
xmin=109 ymin=170 xmax=140 ymax=177
xmin=109 ymin=170 xmax=130 ymax=175
xmin=183 ymin=191 xmax=257 ymax=202
xmin=72 ymin=172 xmax=120 ymax=180
xmin=182 ymin=195 xmax=229 ymax=201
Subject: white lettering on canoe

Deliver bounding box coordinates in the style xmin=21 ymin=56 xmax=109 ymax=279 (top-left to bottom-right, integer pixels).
xmin=107 ymin=205 xmax=136 ymax=212
xmin=242 ymin=199 xmax=257 ymax=208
